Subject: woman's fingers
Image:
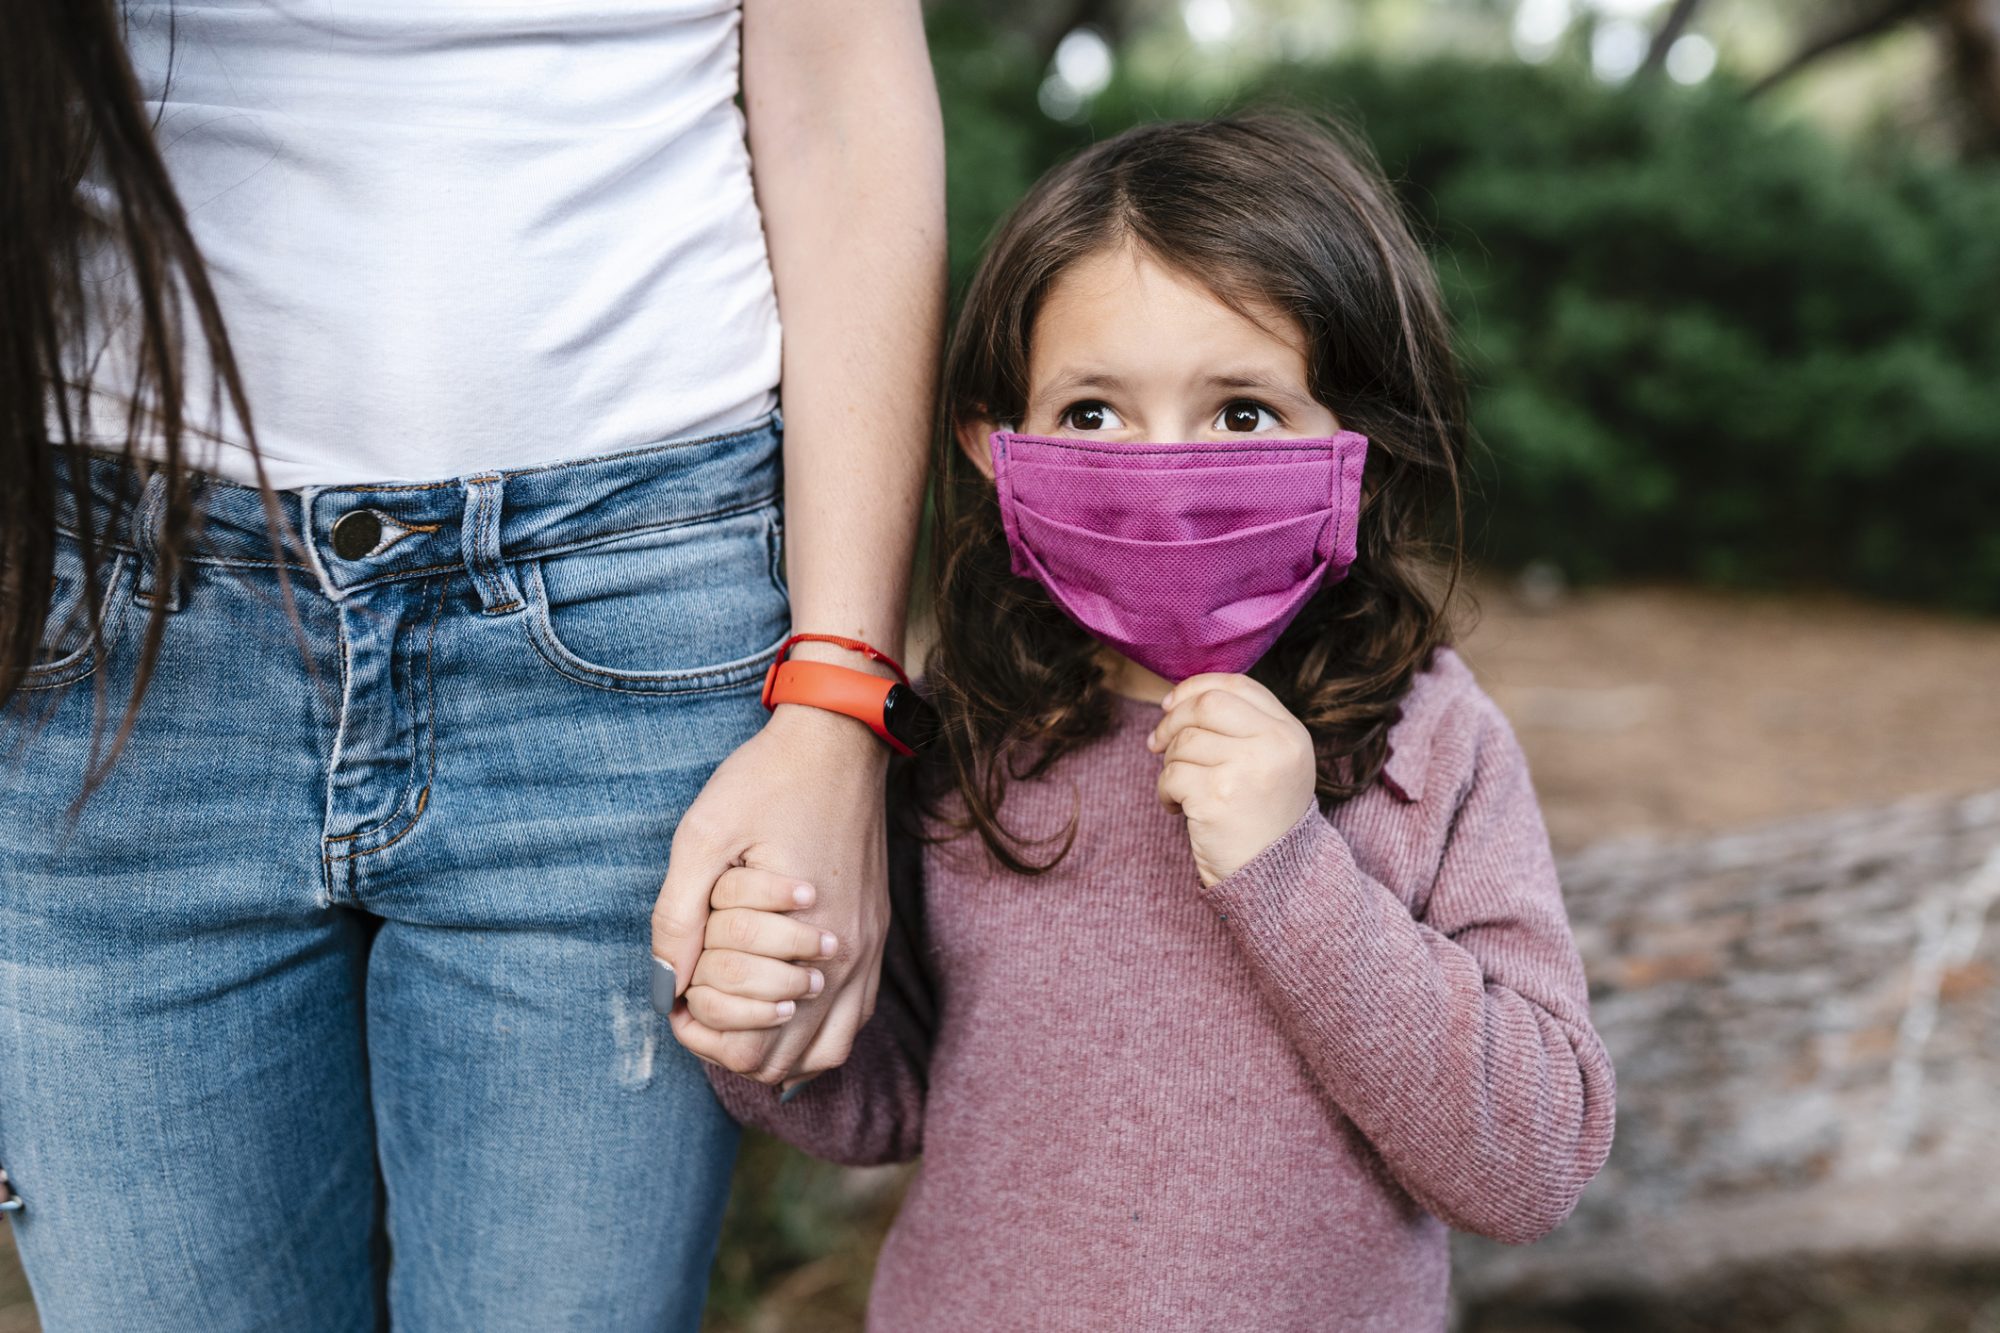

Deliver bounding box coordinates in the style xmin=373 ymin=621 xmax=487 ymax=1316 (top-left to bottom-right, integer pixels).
xmin=669 ymin=1006 xmax=785 ymax=1081
xmin=710 ymin=864 xmax=817 ymax=913
xmin=692 ymin=948 xmax=825 ymax=1003
xmin=684 ymin=984 xmax=798 ymax=1032
xmin=705 ymin=906 xmax=838 ymax=962
xmin=788 ymin=981 xmax=870 ymax=1079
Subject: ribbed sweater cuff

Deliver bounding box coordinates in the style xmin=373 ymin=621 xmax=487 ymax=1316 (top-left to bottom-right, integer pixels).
xmin=710 ymin=1069 xmax=780 ymax=1120
xmin=1200 ymin=805 xmax=1355 ymax=921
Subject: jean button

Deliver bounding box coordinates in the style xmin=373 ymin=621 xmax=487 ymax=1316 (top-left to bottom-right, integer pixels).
xmin=331 ymin=510 xmax=384 ymax=561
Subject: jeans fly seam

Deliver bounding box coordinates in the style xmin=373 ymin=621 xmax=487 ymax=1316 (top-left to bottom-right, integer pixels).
xmin=322 ymin=579 xmax=444 ymax=863
xmin=317 ymin=601 xmax=355 ymax=906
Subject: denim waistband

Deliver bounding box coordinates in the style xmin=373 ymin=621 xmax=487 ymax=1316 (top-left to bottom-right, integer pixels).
xmin=55 ymin=413 xmax=783 ymax=604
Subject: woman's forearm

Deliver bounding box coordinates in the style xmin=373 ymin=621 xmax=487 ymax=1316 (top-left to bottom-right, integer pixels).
xmin=743 ymin=0 xmax=943 ymax=667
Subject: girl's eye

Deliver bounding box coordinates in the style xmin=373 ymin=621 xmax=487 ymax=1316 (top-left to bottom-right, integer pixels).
xmin=1216 ymin=401 xmax=1278 ymax=433
xmin=1060 ymin=401 xmax=1123 ymax=431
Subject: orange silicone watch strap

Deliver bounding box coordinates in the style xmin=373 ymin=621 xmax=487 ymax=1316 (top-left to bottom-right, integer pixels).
xmin=760 ymin=659 xmax=909 ymax=755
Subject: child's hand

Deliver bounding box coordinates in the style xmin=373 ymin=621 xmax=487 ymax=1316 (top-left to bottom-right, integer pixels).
xmin=1147 ymin=673 xmax=1318 ymax=888
xmin=682 ymin=866 xmax=836 ymax=1033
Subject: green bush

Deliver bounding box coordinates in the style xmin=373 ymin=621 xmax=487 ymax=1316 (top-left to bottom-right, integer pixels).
xmin=932 ymin=28 xmax=2000 ymax=610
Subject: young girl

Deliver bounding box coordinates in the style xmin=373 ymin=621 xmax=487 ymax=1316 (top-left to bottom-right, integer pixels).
xmin=671 ymin=113 xmax=1615 ymax=1329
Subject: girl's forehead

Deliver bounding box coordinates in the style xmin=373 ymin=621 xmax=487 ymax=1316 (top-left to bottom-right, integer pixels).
xmin=1028 ymin=243 xmax=1306 ymax=388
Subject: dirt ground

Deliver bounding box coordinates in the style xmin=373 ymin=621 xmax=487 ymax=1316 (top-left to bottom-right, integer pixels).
xmin=4 ymin=580 xmax=1998 ymax=1330
xmin=1457 ymin=577 xmax=2000 ymax=854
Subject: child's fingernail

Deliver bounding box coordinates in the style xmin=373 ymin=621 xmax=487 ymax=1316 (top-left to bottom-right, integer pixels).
xmin=792 ymin=883 xmax=816 ymax=907
xmin=808 ymin=968 xmax=825 ymax=995
xmin=775 ymin=1000 xmax=796 ymax=1019
xmin=819 ymin=931 xmax=838 ymax=956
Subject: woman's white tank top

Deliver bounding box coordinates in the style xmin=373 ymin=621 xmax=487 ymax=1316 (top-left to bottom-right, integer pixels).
xmin=74 ymin=0 xmax=781 ymax=487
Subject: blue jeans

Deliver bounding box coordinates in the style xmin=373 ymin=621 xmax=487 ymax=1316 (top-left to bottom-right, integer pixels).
xmin=0 ymin=418 xmax=790 ymax=1331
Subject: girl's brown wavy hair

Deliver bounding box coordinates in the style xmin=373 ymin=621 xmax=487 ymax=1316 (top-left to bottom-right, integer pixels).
xmin=919 ymin=112 xmax=1468 ymax=874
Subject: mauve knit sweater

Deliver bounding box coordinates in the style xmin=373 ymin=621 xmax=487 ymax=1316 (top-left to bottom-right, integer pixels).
xmin=710 ymin=650 xmax=1616 ymax=1331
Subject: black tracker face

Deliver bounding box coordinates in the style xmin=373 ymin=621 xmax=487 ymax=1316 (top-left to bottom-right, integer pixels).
xmin=882 ymin=683 xmax=939 ymax=754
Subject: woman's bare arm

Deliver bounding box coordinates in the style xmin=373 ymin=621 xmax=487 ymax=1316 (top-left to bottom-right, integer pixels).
xmin=653 ymin=0 xmax=943 ymax=1082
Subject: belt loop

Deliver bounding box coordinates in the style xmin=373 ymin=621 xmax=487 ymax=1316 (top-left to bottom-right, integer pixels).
xmin=130 ymin=472 xmax=183 ymax=613
xmin=460 ymin=474 xmax=523 ymax=616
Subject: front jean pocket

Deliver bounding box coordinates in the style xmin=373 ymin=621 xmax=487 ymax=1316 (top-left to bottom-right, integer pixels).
xmin=522 ymin=503 xmax=790 ymax=696
xmin=19 ymin=535 xmax=134 ymax=693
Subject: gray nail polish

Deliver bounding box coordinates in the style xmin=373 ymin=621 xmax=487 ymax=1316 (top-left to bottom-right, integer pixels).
xmin=649 ymin=957 xmax=677 ymax=1016
xmin=778 ymin=1080 xmax=808 ymax=1105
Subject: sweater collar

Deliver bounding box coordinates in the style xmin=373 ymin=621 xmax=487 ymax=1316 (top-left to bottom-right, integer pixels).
xmin=1377 ymin=647 xmax=1471 ymax=804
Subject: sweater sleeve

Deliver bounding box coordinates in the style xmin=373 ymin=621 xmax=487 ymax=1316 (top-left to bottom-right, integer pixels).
xmin=1200 ymin=702 xmax=1616 ymax=1244
xmin=704 ymin=825 xmax=936 ymax=1167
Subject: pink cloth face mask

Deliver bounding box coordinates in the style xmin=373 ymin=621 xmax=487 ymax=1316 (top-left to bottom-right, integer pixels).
xmin=990 ymin=430 xmax=1369 ymax=683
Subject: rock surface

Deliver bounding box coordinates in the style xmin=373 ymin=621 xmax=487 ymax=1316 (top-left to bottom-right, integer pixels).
xmin=1457 ymin=786 xmax=2000 ymax=1299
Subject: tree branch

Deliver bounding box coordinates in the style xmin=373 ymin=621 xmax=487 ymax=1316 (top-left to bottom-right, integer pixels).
xmin=1747 ymin=0 xmax=1943 ymax=98
xmin=1639 ymin=0 xmax=1707 ymax=77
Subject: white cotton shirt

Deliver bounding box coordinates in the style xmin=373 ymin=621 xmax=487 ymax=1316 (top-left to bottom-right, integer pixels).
xmin=70 ymin=0 xmax=781 ymax=488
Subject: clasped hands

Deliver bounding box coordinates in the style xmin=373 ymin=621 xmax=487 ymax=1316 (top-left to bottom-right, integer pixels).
xmin=658 ymin=674 xmax=1318 ymax=1084
xmin=653 ymin=703 xmax=889 ymax=1087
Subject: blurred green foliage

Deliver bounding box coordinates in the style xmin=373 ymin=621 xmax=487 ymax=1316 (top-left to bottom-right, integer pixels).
xmin=930 ymin=15 xmax=2000 ymax=608
xmin=705 ymin=1133 xmax=904 ymax=1331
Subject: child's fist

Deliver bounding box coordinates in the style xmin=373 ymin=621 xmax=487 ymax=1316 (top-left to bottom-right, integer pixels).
xmin=680 ymin=865 xmax=834 ymax=1033
xmin=1147 ymin=673 xmax=1317 ymax=888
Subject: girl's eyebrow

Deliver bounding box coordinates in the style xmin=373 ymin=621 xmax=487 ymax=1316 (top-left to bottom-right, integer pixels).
xmin=1202 ymin=372 xmax=1316 ymax=406
xmin=1035 ymin=369 xmax=1129 ymax=399
xmin=1205 ymin=371 xmax=1280 ymax=387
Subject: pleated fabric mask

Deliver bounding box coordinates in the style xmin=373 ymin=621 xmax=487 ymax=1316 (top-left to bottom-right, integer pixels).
xmin=990 ymin=430 xmax=1369 ymax=682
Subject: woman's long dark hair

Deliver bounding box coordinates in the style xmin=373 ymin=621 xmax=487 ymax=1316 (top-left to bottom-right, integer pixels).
xmin=922 ymin=113 xmax=1469 ymax=874
xmin=2 ymin=0 xmax=266 ymax=776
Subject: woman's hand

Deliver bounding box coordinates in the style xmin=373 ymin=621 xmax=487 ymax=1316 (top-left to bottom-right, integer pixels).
xmin=1148 ymin=673 xmax=1319 ymax=888
xmin=653 ymin=704 xmax=890 ymax=1084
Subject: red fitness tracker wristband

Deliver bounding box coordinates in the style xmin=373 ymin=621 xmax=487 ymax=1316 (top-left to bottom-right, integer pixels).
xmin=759 ymin=634 xmax=936 ymax=756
